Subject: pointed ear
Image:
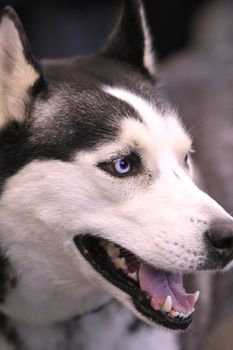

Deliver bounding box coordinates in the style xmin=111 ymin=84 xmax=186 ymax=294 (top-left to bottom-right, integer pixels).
xmin=102 ymin=0 xmax=156 ymax=77
xmin=0 ymin=7 xmax=42 ymax=129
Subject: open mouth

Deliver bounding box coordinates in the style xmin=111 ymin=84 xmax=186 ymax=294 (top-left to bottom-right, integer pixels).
xmin=74 ymin=235 xmax=200 ymax=330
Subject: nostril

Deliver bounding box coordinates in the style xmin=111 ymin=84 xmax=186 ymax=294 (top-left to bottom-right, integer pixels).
xmin=205 ymin=219 xmax=233 ymax=262
xmin=219 ymin=238 xmax=233 ymax=250
xmin=206 ymin=231 xmax=233 ymax=251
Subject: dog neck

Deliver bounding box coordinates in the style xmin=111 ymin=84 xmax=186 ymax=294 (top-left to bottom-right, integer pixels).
xmin=0 ymin=292 xmax=114 ymax=350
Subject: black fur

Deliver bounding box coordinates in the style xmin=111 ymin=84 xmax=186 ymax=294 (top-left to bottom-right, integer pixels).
xmin=0 ymin=313 xmax=22 ymax=349
xmin=127 ymin=317 xmax=150 ymax=333
xmin=102 ymin=0 xmax=151 ymax=77
xmin=0 ymin=252 xmax=17 ymax=303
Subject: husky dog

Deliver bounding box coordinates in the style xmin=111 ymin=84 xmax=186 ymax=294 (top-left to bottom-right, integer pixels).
xmin=0 ymin=0 xmax=233 ymax=349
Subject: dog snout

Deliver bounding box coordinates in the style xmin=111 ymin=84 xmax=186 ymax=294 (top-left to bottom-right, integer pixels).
xmin=205 ymin=219 xmax=233 ymax=265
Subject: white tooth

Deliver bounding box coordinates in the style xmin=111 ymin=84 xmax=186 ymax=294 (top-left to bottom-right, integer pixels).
xmin=115 ymin=257 xmax=127 ymax=270
xmin=106 ymin=244 xmax=120 ymax=258
xmin=194 ymin=290 xmax=200 ymax=303
xmin=179 ymin=313 xmax=184 ymax=318
xmin=192 ymin=308 xmax=195 ymax=313
xmin=128 ymin=272 xmax=138 ymax=281
xmin=170 ymin=310 xmax=178 ymax=318
xmin=161 ymin=296 xmax=172 ymax=313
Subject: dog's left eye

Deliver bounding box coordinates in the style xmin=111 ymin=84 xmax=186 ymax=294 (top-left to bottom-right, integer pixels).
xmin=184 ymin=153 xmax=189 ymax=165
xmin=184 ymin=150 xmax=194 ymax=168
xmin=114 ymin=158 xmax=131 ymax=174
xmin=98 ymin=153 xmax=141 ymax=177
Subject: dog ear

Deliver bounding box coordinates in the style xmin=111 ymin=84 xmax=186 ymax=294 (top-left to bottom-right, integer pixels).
xmin=0 ymin=7 xmax=42 ymax=130
xmin=102 ymin=0 xmax=156 ymax=77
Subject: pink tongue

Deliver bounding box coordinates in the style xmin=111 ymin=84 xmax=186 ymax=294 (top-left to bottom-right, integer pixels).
xmin=138 ymin=263 xmax=196 ymax=313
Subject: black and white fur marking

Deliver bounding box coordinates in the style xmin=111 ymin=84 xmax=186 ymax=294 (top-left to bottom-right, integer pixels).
xmin=0 ymin=1 xmax=233 ymax=349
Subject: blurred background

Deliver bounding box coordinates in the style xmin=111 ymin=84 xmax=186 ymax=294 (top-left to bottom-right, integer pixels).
xmin=0 ymin=0 xmax=232 ymax=349
xmin=0 ymin=0 xmax=211 ymax=61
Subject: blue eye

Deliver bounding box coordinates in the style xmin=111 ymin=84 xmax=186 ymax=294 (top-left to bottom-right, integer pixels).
xmin=98 ymin=152 xmax=141 ymax=177
xmin=114 ymin=158 xmax=131 ymax=174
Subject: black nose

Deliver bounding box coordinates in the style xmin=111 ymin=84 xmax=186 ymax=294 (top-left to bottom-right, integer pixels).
xmin=205 ymin=219 xmax=233 ymax=264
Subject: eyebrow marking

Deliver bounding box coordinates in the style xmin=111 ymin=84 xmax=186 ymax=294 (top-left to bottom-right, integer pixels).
xmin=102 ymin=86 xmax=163 ymax=132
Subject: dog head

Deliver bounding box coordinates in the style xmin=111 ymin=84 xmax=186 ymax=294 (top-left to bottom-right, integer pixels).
xmin=0 ymin=0 xmax=233 ymax=331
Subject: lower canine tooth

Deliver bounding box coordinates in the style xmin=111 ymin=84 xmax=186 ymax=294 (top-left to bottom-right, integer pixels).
xmin=161 ymin=295 xmax=172 ymax=313
xmin=194 ymin=290 xmax=200 ymax=303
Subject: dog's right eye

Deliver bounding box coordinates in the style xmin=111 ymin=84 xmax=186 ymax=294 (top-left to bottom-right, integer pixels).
xmin=97 ymin=152 xmax=142 ymax=177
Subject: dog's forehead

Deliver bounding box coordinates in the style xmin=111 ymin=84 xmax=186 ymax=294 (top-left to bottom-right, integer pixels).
xmin=31 ymin=79 xmax=190 ymax=160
